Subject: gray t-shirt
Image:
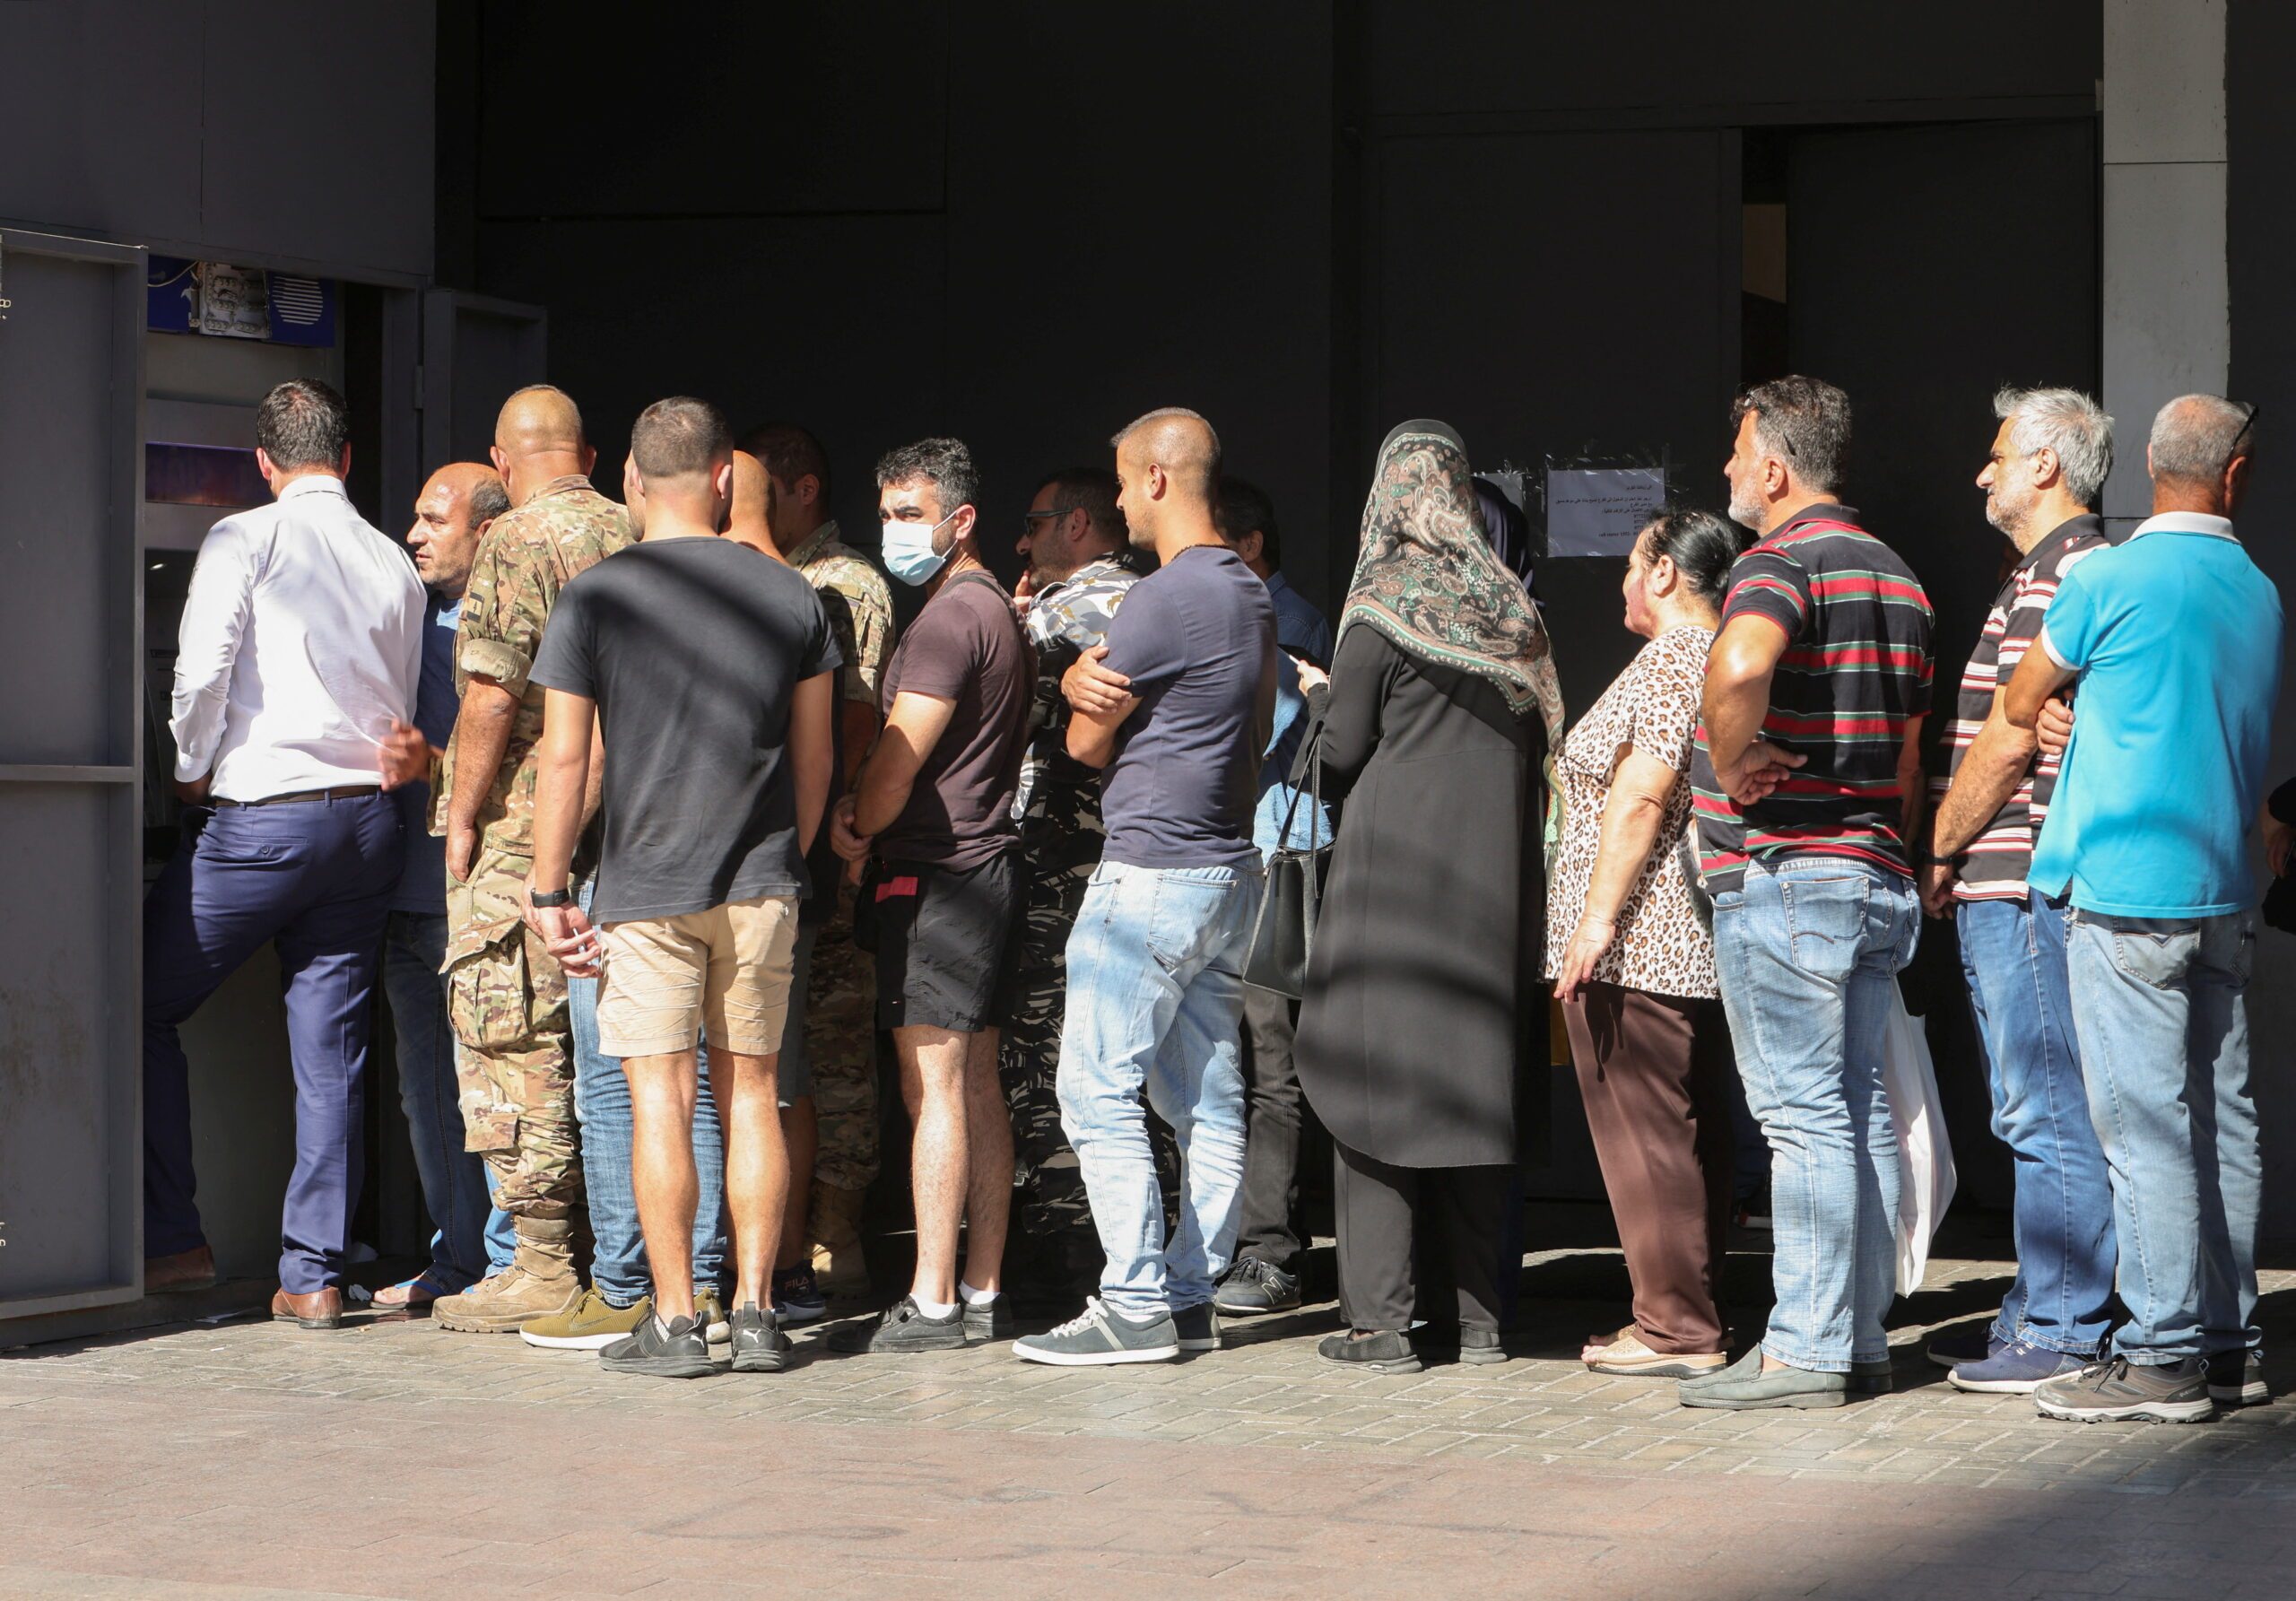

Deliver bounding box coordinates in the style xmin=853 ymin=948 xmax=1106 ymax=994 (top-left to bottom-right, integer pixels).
xmin=1098 ymin=544 xmax=1275 ymax=870
xmin=531 ymin=536 xmax=839 ymax=923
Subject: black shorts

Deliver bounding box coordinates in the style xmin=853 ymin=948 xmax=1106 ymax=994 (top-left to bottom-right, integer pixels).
xmin=873 ymin=851 xmax=1022 ymax=1032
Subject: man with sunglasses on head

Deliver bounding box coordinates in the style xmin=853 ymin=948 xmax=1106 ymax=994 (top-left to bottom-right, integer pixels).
xmin=998 ymin=468 xmax=1143 ymax=1299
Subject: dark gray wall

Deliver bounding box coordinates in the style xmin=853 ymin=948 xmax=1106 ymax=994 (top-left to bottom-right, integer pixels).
xmin=0 ymin=0 xmax=435 ymax=279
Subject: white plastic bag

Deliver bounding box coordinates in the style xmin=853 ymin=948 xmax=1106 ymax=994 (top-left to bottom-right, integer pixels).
xmin=1883 ymin=988 xmax=1956 ymax=1295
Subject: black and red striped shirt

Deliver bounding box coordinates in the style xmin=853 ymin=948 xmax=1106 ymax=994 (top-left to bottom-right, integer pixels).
xmin=1690 ymin=504 xmax=1934 ymax=895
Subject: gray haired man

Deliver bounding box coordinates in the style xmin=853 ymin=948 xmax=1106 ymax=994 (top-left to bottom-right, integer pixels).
xmin=1921 ymin=388 xmax=2120 ymax=1394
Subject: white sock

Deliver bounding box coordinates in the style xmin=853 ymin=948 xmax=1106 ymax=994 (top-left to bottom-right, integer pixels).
xmin=959 ymin=1282 xmax=1000 ymax=1306
xmin=913 ymin=1297 xmax=959 ymax=1319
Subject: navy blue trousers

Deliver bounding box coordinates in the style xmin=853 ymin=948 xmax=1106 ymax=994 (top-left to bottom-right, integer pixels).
xmin=144 ymin=792 xmax=403 ymax=1292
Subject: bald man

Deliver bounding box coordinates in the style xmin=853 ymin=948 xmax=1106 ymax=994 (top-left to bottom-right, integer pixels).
xmin=1013 ymin=407 xmax=1276 ymax=1367
xmin=431 ymin=385 xmax=634 ymax=1335
xmin=729 ymin=450 xmax=782 ymax=558
xmin=374 ymin=463 xmax=510 ymax=1310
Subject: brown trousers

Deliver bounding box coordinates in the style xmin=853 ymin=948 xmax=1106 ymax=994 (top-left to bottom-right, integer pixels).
xmin=1563 ymin=982 xmax=1735 ymax=1354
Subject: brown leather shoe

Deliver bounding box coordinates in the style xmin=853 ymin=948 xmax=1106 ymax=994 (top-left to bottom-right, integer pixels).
xmin=144 ymin=1245 xmax=217 ymax=1295
xmin=271 ymin=1286 xmax=344 ymax=1329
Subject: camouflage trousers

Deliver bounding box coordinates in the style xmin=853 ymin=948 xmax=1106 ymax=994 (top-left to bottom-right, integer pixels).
xmin=444 ymin=854 xmax=581 ymax=1223
xmin=803 ymin=887 xmax=880 ymax=1193
xmin=998 ymin=819 xmax=1178 ymax=1240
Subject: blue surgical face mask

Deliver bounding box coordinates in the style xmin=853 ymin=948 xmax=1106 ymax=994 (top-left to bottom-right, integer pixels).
xmin=882 ymin=510 xmax=954 ymax=586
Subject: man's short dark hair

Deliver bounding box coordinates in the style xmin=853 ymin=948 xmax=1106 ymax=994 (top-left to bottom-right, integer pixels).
xmin=255 ymin=379 xmax=350 ymax=472
xmin=467 ymin=475 xmax=512 ymax=529
xmin=1218 ymin=477 xmax=1281 ymax=570
xmin=738 ymin=420 xmax=833 ymax=500
xmin=631 ymin=396 xmax=733 ymax=480
xmin=1731 ymin=375 xmax=1852 ymax=492
xmin=1037 ymin=466 xmax=1126 ymax=544
xmin=875 ymin=437 xmax=979 ymax=516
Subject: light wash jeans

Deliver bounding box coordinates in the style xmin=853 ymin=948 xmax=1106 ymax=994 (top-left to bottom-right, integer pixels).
xmin=2064 ymin=904 xmax=2260 ymax=1364
xmin=1956 ymin=892 xmax=2116 ymax=1356
xmin=568 ymin=877 xmax=728 ymax=1307
xmin=1057 ymin=859 xmax=1260 ymax=1319
xmin=1713 ymin=855 xmax=1919 ymax=1371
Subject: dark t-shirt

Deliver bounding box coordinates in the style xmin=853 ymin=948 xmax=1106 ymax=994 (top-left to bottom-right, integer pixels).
xmin=1688 ymin=504 xmax=1934 ymax=895
xmin=1098 ymin=544 xmax=1275 ymax=870
xmin=874 ymin=570 xmax=1029 ymax=869
xmin=530 ymin=536 xmax=839 ymax=923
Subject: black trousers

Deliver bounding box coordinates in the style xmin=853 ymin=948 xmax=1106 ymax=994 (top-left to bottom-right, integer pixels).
xmin=1236 ymin=982 xmax=1306 ymax=1267
xmin=1333 ymin=1141 xmax=1511 ymax=1336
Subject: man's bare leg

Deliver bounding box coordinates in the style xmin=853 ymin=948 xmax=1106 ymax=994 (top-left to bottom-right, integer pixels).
xmin=776 ymin=1094 xmax=818 ymax=1271
xmin=960 ymin=1026 xmax=1011 ymax=1293
xmin=709 ymin=1048 xmax=788 ymax=1311
xmin=895 ymin=1024 xmax=970 ymax=1307
xmin=623 ymin=1048 xmax=700 ymax=1320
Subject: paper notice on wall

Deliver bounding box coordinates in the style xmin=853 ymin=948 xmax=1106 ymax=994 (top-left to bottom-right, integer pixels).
xmin=196 ymin=262 xmax=270 ymax=339
xmin=1544 ymin=466 xmax=1666 ymax=558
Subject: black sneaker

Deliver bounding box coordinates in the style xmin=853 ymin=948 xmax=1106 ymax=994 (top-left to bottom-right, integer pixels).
xmin=1173 ymin=1301 xmax=1221 ymax=1352
xmin=2034 ymin=1356 xmax=2213 ymax=1424
xmin=1926 ymin=1327 xmax=1998 ymax=1370
xmin=1213 ymin=1257 xmax=1301 ymax=1316
xmin=600 ymin=1310 xmax=716 ymax=1379
xmin=771 ymin=1265 xmax=827 ymax=1327
xmin=827 ymin=1294 xmax=968 ymax=1354
xmin=1011 ymin=1297 xmax=1179 ymax=1366
xmin=962 ymin=1293 xmax=1014 ymax=1343
xmin=729 ymin=1301 xmax=791 ymax=1373
xmin=1317 ymin=1327 xmax=1421 ymax=1374
xmin=2207 ymin=1349 xmax=2269 ymax=1406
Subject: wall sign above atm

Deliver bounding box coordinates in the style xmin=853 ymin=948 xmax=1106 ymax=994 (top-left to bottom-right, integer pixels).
xmin=146 ymin=256 xmax=336 ymax=347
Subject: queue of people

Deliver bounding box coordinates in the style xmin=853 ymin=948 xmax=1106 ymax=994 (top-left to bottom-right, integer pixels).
xmin=140 ymin=370 xmax=2276 ymax=1426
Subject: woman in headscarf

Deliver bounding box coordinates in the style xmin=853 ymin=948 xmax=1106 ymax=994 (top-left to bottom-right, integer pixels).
xmin=1292 ymin=420 xmax=1565 ymax=1374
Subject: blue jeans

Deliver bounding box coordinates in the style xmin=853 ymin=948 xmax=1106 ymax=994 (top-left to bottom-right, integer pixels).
xmin=144 ymin=794 xmax=402 ymax=1292
xmin=1955 ymin=892 xmax=2115 ymax=1356
xmin=1057 ymin=860 xmax=1260 ymax=1318
xmin=2064 ymin=905 xmax=2260 ymax=1364
xmin=1713 ymin=856 xmax=1919 ymax=1371
xmin=380 ymin=910 xmax=491 ymax=1290
xmin=569 ymin=878 xmax=728 ymax=1306
xmin=483 ymin=1176 xmax=515 ymax=1274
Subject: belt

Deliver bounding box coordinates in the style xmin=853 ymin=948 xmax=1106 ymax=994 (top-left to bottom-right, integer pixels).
xmin=213 ymin=785 xmax=382 ymax=808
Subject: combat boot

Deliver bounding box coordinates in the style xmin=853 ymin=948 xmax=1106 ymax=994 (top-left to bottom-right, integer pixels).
xmin=435 ymin=1218 xmax=581 ymax=1333
xmin=808 ymin=1180 xmax=871 ymax=1298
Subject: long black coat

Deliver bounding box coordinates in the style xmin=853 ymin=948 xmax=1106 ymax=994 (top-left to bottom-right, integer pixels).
xmin=1293 ymin=627 xmax=1541 ymax=1170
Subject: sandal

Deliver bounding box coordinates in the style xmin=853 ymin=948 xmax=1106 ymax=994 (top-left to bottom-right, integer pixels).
xmin=1582 ymin=1322 xmax=1637 ymax=1358
xmin=371 ymin=1269 xmax=460 ymax=1312
xmin=1584 ymin=1330 xmax=1727 ymax=1379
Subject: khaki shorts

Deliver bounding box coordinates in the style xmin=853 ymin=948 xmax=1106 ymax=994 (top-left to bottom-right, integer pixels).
xmin=596 ymin=895 xmax=800 ymax=1058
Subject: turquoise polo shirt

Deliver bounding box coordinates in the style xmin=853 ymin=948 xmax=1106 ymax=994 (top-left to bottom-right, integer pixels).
xmin=2031 ymin=514 xmax=2283 ymax=918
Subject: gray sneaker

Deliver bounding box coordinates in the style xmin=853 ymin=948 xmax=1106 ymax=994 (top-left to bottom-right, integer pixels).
xmin=728 ymin=1301 xmax=791 ymax=1374
xmin=827 ymin=1295 xmax=968 ymax=1354
xmin=1678 ymin=1347 xmax=1847 ymax=1410
xmin=1012 ymin=1297 xmax=1179 ymax=1367
xmin=1213 ymin=1257 xmax=1301 ymax=1315
xmin=599 ymin=1311 xmax=716 ymax=1379
xmin=2207 ymin=1349 xmax=2269 ymax=1406
xmin=962 ymin=1293 xmax=1014 ymax=1343
xmin=2036 ymin=1356 xmax=2213 ymax=1423
xmin=1173 ymin=1301 xmax=1221 ymax=1353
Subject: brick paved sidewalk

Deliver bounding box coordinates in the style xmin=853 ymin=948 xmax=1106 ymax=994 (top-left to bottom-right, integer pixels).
xmin=3 ymin=1245 xmax=2292 ymax=1599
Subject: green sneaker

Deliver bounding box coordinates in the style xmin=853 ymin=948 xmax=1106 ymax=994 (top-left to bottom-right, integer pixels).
xmin=695 ymin=1286 xmax=730 ymax=1344
xmin=519 ymin=1286 xmax=648 ymax=1351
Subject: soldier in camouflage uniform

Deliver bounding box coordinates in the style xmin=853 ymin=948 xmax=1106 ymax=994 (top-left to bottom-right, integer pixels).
xmin=431 ymin=387 xmax=634 ymax=1333
xmin=998 ymin=468 xmax=1178 ymax=1282
xmin=740 ymin=422 xmax=895 ymax=1300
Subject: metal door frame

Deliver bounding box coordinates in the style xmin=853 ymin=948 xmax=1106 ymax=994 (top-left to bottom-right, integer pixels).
xmin=0 ymin=228 xmax=147 ymax=1320
xmin=419 ymin=290 xmax=548 ymax=472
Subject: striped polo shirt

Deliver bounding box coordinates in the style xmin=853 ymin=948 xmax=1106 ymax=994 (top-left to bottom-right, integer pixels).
xmin=1691 ymin=504 xmax=1934 ymax=895
xmin=1928 ymin=513 xmax=2115 ymax=902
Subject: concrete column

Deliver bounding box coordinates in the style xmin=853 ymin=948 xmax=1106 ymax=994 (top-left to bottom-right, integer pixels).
xmin=2100 ymin=0 xmax=2228 ymax=535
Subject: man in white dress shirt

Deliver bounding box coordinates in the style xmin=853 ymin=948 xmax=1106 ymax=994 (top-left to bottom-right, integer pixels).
xmin=142 ymin=380 xmax=425 ymax=1328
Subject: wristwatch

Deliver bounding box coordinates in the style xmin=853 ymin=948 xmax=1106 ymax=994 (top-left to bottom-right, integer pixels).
xmin=530 ymin=885 xmax=574 ymax=909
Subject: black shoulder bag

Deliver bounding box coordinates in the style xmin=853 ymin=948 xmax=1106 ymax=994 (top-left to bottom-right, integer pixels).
xmin=1243 ymin=718 xmax=1331 ymax=998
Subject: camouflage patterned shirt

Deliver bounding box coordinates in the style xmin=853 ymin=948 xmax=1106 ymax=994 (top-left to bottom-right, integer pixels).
xmin=787 ymin=520 xmax=894 ymax=707
xmin=439 ymin=475 xmax=632 ymax=857
xmin=1014 ymin=554 xmax=1139 ymax=825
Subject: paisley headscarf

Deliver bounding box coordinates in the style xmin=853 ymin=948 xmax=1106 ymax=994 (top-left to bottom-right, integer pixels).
xmin=1336 ymin=420 xmax=1566 ymax=755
